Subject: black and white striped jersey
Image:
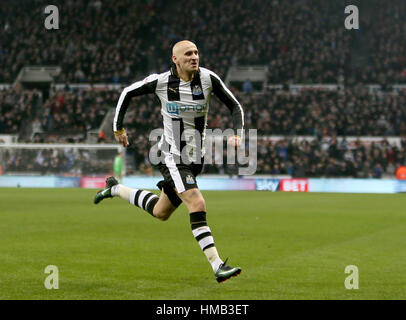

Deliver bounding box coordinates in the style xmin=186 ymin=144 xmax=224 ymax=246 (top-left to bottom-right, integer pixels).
xmin=113 ymin=66 xmax=244 ymax=161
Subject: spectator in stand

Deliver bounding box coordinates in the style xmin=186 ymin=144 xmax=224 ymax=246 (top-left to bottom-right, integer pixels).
xmin=0 ymin=86 xmax=40 ymax=134
xmin=242 ymin=79 xmax=253 ymax=93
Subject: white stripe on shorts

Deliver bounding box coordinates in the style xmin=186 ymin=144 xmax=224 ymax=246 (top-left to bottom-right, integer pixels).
xmin=162 ymin=151 xmax=185 ymax=193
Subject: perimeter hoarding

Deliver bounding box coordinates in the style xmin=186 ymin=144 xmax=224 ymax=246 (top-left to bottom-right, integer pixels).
xmin=0 ymin=176 xmax=404 ymax=194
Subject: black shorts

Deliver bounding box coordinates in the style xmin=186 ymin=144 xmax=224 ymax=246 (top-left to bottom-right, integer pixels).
xmin=154 ymin=153 xmax=204 ymax=208
xmin=155 ymin=153 xmax=204 ymax=193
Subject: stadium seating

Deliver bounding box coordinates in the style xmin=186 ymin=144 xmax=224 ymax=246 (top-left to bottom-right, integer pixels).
xmin=1 ymin=83 xmax=405 ymax=178
xmin=2 ymin=0 xmax=406 ymax=83
xmin=0 ymin=86 xmax=40 ymax=134
xmin=1 ymin=0 xmax=405 ymax=178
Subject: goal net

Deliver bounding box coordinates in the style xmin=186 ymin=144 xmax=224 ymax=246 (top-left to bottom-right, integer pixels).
xmin=0 ymin=143 xmax=124 ymax=176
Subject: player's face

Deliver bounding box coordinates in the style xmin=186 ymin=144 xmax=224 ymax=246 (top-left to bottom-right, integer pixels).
xmin=178 ymin=45 xmax=199 ymax=72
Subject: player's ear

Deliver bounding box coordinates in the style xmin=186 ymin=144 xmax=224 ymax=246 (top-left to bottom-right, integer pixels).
xmin=170 ymin=59 xmax=177 ymax=75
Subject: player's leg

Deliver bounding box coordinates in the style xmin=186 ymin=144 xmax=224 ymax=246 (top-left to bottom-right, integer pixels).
xmin=152 ymin=191 xmax=176 ymax=221
xmin=152 ymin=181 xmax=182 ymax=221
xmin=177 ymin=187 xmax=241 ymax=283
xmin=93 ymin=176 xmax=180 ymax=220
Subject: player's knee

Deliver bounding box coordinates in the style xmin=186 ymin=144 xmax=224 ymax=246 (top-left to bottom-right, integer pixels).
xmin=195 ymin=198 xmax=206 ymax=211
xmin=189 ymin=194 xmax=206 ymax=212
xmin=157 ymin=214 xmax=170 ymax=221
xmin=153 ymin=208 xmax=172 ymax=221
xmin=155 ymin=212 xmax=170 ymax=221
xmin=180 ymin=188 xmax=206 ymax=212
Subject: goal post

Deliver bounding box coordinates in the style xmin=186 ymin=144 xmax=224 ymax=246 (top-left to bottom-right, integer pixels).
xmin=0 ymin=143 xmax=125 ymax=177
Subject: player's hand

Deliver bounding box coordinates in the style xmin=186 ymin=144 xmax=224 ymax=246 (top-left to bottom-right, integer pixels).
xmin=227 ymin=135 xmax=242 ymax=148
xmin=114 ymin=128 xmax=129 ymax=147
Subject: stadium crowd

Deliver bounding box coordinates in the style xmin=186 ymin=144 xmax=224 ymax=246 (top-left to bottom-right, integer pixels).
xmin=351 ymin=0 xmax=406 ymax=85
xmin=0 ymin=0 xmax=349 ymax=84
xmin=255 ymin=136 xmax=406 ymax=178
xmin=4 ymin=133 xmax=405 ymax=179
xmin=0 ymin=85 xmax=40 ymax=134
xmin=30 ymin=86 xmax=406 ymax=138
xmin=210 ymin=89 xmax=406 ymax=136
xmin=39 ymin=88 xmax=115 ymax=134
xmin=3 ymin=86 xmax=405 ymax=139
xmin=4 ymin=147 xmax=114 ymax=175
xmin=1 ymin=0 xmax=406 ymax=178
xmin=2 ymin=0 xmax=406 ymax=84
xmin=1 ymin=84 xmax=406 ymax=178
xmin=4 ymin=0 xmax=406 ymax=85
xmin=119 ymin=135 xmax=405 ymax=178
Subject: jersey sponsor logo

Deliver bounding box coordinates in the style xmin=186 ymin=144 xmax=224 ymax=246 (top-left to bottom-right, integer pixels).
xmin=166 ymin=102 xmax=207 ymax=115
xmin=186 ymin=175 xmax=195 ymax=184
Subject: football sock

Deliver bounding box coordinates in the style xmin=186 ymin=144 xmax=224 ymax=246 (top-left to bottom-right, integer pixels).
xmin=111 ymin=184 xmax=131 ymax=199
xmin=130 ymin=189 xmax=159 ymax=216
xmin=190 ymin=211 xmax=223 ymax=273
xmin=111 ymin=185 xmax=158 ymax=216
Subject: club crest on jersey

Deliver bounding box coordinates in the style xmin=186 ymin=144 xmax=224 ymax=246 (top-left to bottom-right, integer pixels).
xmin=186 ymin=175 xmax=195 ymax=184
xmin=192 ymin=84 xmax=203 ymax=96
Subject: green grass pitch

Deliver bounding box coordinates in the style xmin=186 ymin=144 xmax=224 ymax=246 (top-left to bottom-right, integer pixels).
xmin=0 ymin=188 xmax=405 ymax=300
